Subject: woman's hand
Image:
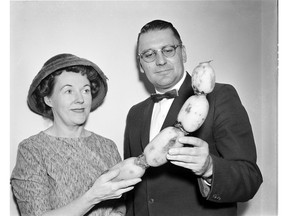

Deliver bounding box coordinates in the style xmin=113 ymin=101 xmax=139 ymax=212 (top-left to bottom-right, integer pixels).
xmin=87 ymin=168 xmax=141 ymax=204
xmin=41 ymin=169 xmax=140 ymax=216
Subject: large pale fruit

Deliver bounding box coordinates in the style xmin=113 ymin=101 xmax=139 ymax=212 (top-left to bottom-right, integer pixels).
xmin=143 ymin=126 xmax=185 ymax=167
xmin=107 ymin=126 xmax=185 ymax=180
xmin=108 ymin=156 xmax=148 ymax=181
xmin=177 ymin=94 xmax=209 ymax=133
xmin=192 ymin=61 xmax=216 ymax=94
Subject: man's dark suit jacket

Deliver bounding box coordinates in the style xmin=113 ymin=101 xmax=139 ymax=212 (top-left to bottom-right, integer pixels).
xmin=124 ymin=73 xmax=263 ymax=216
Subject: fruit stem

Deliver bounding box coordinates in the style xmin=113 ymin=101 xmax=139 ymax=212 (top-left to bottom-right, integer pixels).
xmin=173 ymin=121 xmax=189 ymax=135
xmin=136 ymin=153 xmax=150 ymax=169
xmin=193 ymin=90 xmax=207 ymax=96
xmin=199 ymin=60 xmax=213 ymax=64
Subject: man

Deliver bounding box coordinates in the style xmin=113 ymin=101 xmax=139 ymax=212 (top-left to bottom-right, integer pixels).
xmin=124 ymin=19 xmax=262 ymax=216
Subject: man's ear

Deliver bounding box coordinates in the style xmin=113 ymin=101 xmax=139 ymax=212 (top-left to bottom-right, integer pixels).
xmin=138 ymin=61 xmax=145 ymax=73
xmin=182 ymin=45 xmax=187 ymax=63
xmin=44 ymin=96 xmax=53 ymax=108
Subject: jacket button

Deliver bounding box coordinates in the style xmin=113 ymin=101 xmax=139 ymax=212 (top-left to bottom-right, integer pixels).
xmin=148 ymin=198 xmax=154 ymax=204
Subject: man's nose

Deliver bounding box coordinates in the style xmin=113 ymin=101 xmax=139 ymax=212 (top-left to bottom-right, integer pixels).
xmin=155 ymin=51 xmax=167 ymax=66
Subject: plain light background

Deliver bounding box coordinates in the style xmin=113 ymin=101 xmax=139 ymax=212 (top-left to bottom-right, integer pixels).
xmin=10 ymin=1 xmax=277 ymax=215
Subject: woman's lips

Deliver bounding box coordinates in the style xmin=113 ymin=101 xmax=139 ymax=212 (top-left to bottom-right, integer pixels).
xmin=71 ymin=108 xmax=85 ymax=113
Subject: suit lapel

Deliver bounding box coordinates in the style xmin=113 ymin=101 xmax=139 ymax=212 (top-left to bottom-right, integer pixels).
xmin=140 ymin=98 xmax=154 ymax=150
xmin=161 ymin=73 xmax=194 ymax=129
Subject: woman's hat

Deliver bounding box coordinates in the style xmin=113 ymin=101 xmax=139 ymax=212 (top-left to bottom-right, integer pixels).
xmin=27 ymin=53 xmax=108 ymax=115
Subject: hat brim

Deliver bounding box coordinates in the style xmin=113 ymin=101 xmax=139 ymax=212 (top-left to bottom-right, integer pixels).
xmin=27 ymin=53 xmax=108 ymax=116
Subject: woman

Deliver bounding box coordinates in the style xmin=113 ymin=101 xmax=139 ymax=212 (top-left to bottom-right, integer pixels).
xmin=11 ymin=53 xmax=141 ymax=216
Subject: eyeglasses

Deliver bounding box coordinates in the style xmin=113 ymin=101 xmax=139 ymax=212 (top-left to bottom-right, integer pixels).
xmin=138 ymin=44 xmax=183 ymax=63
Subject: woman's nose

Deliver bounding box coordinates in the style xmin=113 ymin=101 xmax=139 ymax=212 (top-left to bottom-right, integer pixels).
xmin=75 ymin=91 xmax=84 ymax=103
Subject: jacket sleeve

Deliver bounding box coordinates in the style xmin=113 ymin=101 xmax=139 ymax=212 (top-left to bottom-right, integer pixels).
xmin=11 ymin=142 xmax=51 ymax=216
xmin=204 ymin=84 xmax=263 ymax=203
xmin=124 ymin=106 xmax=134 ymax=160
xmin=123 ymin=107 xmax=135 ymax=216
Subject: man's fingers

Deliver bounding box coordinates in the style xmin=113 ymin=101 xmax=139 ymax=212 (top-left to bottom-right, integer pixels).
xmin=178 ymin=136 xmax=203 ymax=147
xmin=167 ymin=153 xmax=198 ymax=163
xmin=168 ymin=146 xmax=198 ymax=156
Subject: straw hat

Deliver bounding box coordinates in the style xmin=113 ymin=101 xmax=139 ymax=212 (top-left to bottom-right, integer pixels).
xmin=27 ymin=53 xmax=108 ymax=116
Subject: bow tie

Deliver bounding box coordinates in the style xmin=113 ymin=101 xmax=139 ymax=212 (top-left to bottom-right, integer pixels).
xmin=151 ymin=89 xmax=178 ymax=103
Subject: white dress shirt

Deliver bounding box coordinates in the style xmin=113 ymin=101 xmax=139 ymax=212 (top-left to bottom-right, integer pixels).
xmin=149 ymin=73 xmax=187 ymax=141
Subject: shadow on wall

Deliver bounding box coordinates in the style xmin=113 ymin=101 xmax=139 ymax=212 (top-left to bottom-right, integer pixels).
xmin=12 ymin=193 xmax=21 ymax=216
xmin=238 ymin=202 xmax=249 ymax=215
xmin=134 ymin=45 xmax=158 ymax=95
xmin=138 ymin=72 xmax=154 ymax=94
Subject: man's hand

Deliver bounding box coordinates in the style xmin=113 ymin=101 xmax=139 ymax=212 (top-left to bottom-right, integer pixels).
xmin=166 ymin=136 xmax=213 ymax=177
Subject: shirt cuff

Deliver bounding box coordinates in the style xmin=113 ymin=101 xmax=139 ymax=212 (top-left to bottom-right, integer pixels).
xmin=203 ymin=178 xmax=212 ymax=187
xmin=198 ymin=178 xmax=211 ymax=197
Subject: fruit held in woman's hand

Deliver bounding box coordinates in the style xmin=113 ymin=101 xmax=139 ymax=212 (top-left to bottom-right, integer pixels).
xmin=109 ymin=156 xmax=148 ymax=181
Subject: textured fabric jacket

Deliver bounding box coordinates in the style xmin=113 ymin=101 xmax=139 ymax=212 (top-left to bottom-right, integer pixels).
xmin=124 ymin=73 xmax=263 ymax=216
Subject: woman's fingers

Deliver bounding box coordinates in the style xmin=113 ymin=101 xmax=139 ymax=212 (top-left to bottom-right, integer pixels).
xmin=99 ymin=168 xmax=120 ymax=182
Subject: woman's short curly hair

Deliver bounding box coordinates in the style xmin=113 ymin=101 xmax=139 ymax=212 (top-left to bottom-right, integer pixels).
xmin=32 ymin=65 xmax=101 ymax=120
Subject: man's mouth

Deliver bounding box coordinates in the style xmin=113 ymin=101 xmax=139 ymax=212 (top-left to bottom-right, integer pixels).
xmin=156 ymin=68 xmax=172 ymax=74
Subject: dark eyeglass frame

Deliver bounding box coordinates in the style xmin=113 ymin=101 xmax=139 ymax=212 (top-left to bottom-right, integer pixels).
xmin=138 ymin=44 xmax=183 ymax=63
